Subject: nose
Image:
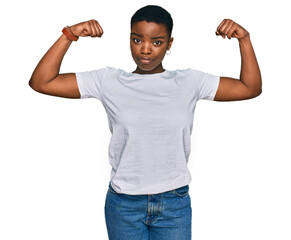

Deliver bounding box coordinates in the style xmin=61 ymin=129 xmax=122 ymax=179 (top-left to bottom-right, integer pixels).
xmin=141 ymin=42 xmax=152 ymax=55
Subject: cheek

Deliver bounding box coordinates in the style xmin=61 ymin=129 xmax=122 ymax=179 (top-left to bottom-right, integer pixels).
xmin=157 ymin=49 xmax=167 ymax=59
xmin=130 ymin=45 xmax=138 ymax=57
xmin=158 ymin=45 xmax=168 ymax=55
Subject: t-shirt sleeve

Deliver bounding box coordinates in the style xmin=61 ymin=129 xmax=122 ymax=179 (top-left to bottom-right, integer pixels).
xmin=196 ymin=70 xmax=220 ymax=101
xmin=75 ymin=67 xmax=107 ymax=100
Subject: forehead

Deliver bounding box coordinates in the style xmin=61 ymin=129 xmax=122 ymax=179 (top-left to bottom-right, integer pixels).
xmin=131 ymin=20 xmax=168 ymax=37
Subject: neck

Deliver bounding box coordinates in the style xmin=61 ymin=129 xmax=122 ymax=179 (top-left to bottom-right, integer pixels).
xmin=133 ymin=64 xmax=165 ymax=74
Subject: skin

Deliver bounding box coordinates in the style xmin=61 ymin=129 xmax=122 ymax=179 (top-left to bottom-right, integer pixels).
xmin=214 ymin=19 xmax=262 ymax=101
xmin=29 ymin=18 xmax=262 ymax=101
xmin=130 ymin=21 xmax=173 ymax=74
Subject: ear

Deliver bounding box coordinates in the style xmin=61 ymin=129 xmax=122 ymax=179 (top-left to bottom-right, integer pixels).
xmin=167 ymin=37 xmax=174 ymax=50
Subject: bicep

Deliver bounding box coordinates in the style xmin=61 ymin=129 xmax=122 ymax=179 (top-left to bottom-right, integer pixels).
xmin=37 ymin=73 xmax=81 ymax=99
xmin=214 ymin=77 xmax=256 ymax=101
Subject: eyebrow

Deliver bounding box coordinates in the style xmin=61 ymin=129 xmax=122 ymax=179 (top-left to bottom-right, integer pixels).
xmin=131 ymin=32 xmax=165 ymax=39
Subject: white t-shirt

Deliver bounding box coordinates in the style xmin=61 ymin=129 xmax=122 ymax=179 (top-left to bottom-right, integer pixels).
xmin=75 ymin=66 xmax=220 ymax=195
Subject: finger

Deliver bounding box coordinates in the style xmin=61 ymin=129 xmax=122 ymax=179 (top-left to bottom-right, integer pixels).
xmin=216 ymin=18 xmax=227 ymax=32
xmin=89 ymin=20 xmax=97 ymax=37
xmin=216 ymin=19 xmax=228 ymax=38
xmin=217 ymin=19 xmax=232 ymax=39
xmin=97 ymin=21 xmax=104 ymax=35
xmin=227 ymin=23 xmax=240 ymax=39
xmin=91 ymin=21 xmax=100 ymax=37
xmin=225 ymin=21 xmax=236 ymax=39
xmin=90 ymin=20 xmax=102 ymax=37
xmin=83 ymin=22 xmax=92 ymax=36
xmin=95 ymin=20 xmax=103 ymax=37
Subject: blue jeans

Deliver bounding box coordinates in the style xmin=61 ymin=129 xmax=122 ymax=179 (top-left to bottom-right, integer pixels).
xmin=104 ymin=181 xmax=192 ymax=240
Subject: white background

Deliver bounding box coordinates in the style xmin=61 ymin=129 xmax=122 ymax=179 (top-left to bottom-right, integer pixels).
xmin=1 ymin=0 xmax=290 ymax=239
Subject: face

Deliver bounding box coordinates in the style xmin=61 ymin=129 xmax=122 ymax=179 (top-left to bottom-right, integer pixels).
xmin=130 ymin=20 xmax=173 ymax=74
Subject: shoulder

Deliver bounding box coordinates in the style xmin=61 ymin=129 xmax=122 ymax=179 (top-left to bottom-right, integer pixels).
xmin=169 ymin=68 xmax=206 ymax=75
xmin=103 ymin=66 xmax=131 ymax=75
xmin=90 ymin=66 xmax=125 ymax=79
xmin=176 ymin=68 xmax=219 ymax=80
xmin=168 ymin=68 xmax=207 ymax=79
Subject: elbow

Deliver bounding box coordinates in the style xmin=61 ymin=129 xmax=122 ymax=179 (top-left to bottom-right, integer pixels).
xmin=250 ymin=87 xmax=262 ymax=99
xmin=256 ymin=77 xmax=263 ymax=97
xmin=28 ymin=79 xmax=34 ymax=89
xmin=28 ymin=78 xmax=43 ymax=93
xmin=248 ymin=78 xmax=262 ymax=99
xmin=28 ymin=78 xmax=37 ymax=91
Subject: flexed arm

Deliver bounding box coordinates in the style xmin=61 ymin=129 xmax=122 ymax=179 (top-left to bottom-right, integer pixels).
xmin=29 ymin=20 xmax=103 ymax=98
xmin=213 ymin=19 xmax=262 ymax=101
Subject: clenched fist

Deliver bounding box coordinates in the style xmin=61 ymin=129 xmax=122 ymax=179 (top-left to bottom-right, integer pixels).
xmin=215 ymin=19 xmax=249 ymax=40
xmin=68 ymin=19 xmax=103 ymax=38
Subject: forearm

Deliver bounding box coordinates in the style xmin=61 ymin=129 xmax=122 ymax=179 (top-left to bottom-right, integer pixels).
xmin=238 ymin=34 xmax=262 ymax=94
xmin=29 ymin=33 xmax=73 ymax=88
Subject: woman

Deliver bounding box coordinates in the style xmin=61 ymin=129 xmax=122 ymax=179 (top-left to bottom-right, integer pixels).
xmin=29 ymin=5 xmax=262 ymax=240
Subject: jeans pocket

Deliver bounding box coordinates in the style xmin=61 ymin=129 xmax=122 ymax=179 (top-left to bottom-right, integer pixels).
xmin=173 ymin=185 xmax=189 ymax=197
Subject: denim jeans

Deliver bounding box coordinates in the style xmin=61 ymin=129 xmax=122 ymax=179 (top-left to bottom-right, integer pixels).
xmin=104 ymin=181 xmax=192 ymax=240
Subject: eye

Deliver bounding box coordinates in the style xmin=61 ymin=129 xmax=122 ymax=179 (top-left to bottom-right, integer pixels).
xmin=133 ymin=38 xmax=141 ymax=44
xmin=154 ymin=40 xmax=162 ymax=46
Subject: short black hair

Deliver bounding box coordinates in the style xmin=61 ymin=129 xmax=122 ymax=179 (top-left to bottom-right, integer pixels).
xmin=130 ymin=5 xmax=173 ymax=38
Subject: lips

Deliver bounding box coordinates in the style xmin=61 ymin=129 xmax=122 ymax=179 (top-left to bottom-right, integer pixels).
xmin=138 ymin=57 xmax=152 ymax=64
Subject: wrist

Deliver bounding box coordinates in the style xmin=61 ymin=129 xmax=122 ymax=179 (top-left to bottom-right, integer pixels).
xmin=62 ymin=26 xmax=79 ymax=41
xmin=67 ymin=26 xmax=78 ymax=37
xmin=238 ymin=32 xmax=251 ymax=46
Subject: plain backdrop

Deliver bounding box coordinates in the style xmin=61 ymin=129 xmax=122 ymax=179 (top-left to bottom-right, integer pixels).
xmin=1 ymin=0 xmax=290 ymax=239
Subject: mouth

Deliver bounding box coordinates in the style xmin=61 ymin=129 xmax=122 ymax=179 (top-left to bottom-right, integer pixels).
xmin=138 ymin=57 xmax=153 ymax=64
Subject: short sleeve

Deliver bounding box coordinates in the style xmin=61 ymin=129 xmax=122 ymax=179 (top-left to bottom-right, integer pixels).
xmin=75 ymin=67 xmax=107 ymax=100
xmin=198 ymin=71 xmax=220 ymax=101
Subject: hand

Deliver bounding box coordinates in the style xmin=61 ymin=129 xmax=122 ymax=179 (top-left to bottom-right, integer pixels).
xmin=68 ymin=19 xmax=103 ymax=38
xmin=215 ymin=19 xmax=249 ymax=40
